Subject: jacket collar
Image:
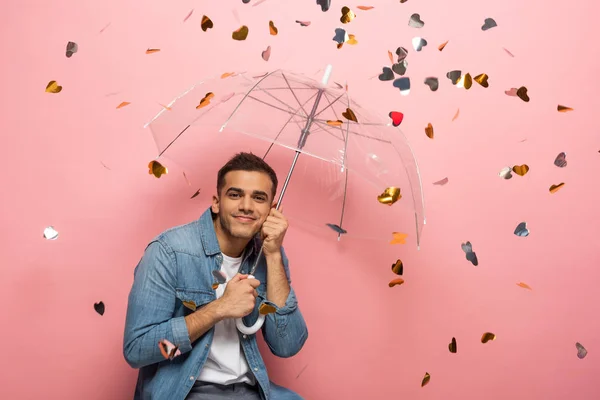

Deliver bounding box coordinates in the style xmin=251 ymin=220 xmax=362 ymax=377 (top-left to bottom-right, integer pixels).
xmin=198 ymin=206 xmax=259 ymax=258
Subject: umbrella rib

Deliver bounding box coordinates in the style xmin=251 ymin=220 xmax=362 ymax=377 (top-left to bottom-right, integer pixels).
xmin=313 ymin=92 xmax=346 ymax=119
xmin=280 ymin=72 xmax=310 ymax=119
xmin=245 ymin=95 xmax=310 ymax=119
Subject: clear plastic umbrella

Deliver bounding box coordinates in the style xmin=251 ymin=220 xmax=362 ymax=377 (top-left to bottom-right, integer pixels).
xmin=145 ymin=66 xmax=426 ymax=334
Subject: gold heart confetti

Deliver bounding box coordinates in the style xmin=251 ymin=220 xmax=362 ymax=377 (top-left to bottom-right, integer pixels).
xmin=340 ymin=6 xmax=356 ymax=24
xmin=481 ymin=332 xmax=496 ymax=343
xmin=457 ymin=73 xmax=473 ymax=89
xmin=326 ymin=120 xmax=343 ymax=126
xmin=516 ymin=282 xmax=532 ymax=290
xmin=201 ymin=15 xmax=213 ymax=31
xmin=45 ymin=80 xmax=62 ymax=93
xmin=448 ymin=337 xmax=457 ymax=353
xmin=517 ymin=86 xmax=529 ymax=102
xmin=212 ymin=282 xmax=219 ymax=290
xmin=221 ymin=72 xmax=235 ymax=79
xmin=232 ymin=25 xmax=249 ymax=40
xmin=512 ymin=164 xmax=529 ymax=176
xmin=269 ymin=20 xmax=278 ymax=35
xmin=196 ymin=92 xmax=214 ymax=109
xmin=259 ymin=303 xmax=277 ymax=315
xmin=377 ymin=187 xmax=401 ymax=205
xmin=438 ymin=40 xmax=448 ymax=51
xmin=421 ymin=372 xmax=431 ymax=387
xmin=146 ymin=48 xmax=160 ymax=54
xmin=549 ymin=183 xmax=565 ymax=193
xmin=390 ymin=232 xmax=408 ymax=245
xmin=391 ymin=259 xmax=403 ymax=275
xmin=116 ymin=101 xmax=131 ymax=109
xmin=148 ymin=160 xmax=168 ymax=178
xmin=557 ymin=105 xmax=573 ymax=112
xmin=388 ymin=278 xmax=405 ymax=287
xmin=182 ymin=300 xmax=197 ymax=311
xmin=425 ymin=123 xmax=434 ymax=139
xmin=342 ymin=108 xmax=358 ymax=122
xmin=474 ymin=73 xmax=489 ymax=88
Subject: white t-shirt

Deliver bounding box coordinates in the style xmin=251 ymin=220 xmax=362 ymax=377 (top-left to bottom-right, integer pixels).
xmin=196 ymin=252 xmax=256 ymax=385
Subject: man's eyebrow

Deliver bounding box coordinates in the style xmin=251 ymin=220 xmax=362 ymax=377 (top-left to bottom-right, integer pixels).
xmin=226 ymin=187 xmax=269 ymax=197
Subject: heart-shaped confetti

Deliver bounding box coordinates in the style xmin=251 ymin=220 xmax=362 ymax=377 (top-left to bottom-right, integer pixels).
xmin=259 ymin=303 xmax=277 ymax=315
xmin=481 ymin=332 xmax=496 ymax=343
xmin=512 ymin=164 xmax=529 ymax=176
xmin=457 ymin=73 xmax=473 ymax=89
xmin=378 ymin=67 xmax=395 ymax=81
xmin=66 ymin=41 xmax=78 ymax=57
xmin=390 ymin=232 xmax=408 ymax=245
xmin=43 ymin=226 xmax=59 ymax=240
xmin=389 ymin=111 xmax=404 ymax=126
xmin=396 ymin=47 xmax=408 ymax=62
xmin=516 ymin=282 xmax=532 ymax=290
xmin=45 ymin=80 xmax=62 ymax=93
xmin=317 ymin=0 xmax=331 ymax=12
xmin=448 ymin=337 xmax=457 ymax=353
xmin=557 ymin=105 xmax=573 ymax=112
xmin=116 ymin=101 xmax=130 ymax=109
xmin=516 ymin=86 xmax=529 ymax=102
xmin=576 ymin=342 xmax=587 ymax=359
xmin=159 ymin=339 xmax=181 ymax=360
xmin=481 ymin=18 xmax=497 ymax=31
xmin=425 ymin=123 xmax=434 ymax=139
xmin=326 ymin=223 xmax=347 ymax=234
xmin=554 ymin=152 xmax=567 ymax=167
xmin=190 ymin=188 xmax=201 ymax=199
xmin=148 ymin=160 xmax=168 ymax=178
xmin=424 ymin=77 xmax=439 ymax=91
xmin=461 ymin=241 xmax=478 ymax=266
xmin=412 ymin=37 xmax=427 ymax=51
xmin=212 ymin=270 xmax=227 ymax=284
xmin=391 ymin=259 xmax=404 ymax=274
xmin=388 ymin=278 xmax=405 ymax=287
xmin=549 ymin=183 xmax=565 ymax=193
xmin=377 ymin=187 xmax=401 ymax=205
xmin=421 ymin=372 xmax=430 ymax=387
xmin=446 ymin=70 xmax=461 ymax=85
xmin=505 ymin=88 xmax=518 ymax=97
xmin=183 ymin=300 xmax=197 ymax=311
xmin=514 ymin=222 xmax=529 ymax=237
xmin=269 ymin=20 xmax=278 ymax=35
xmin=391 ymin=61 xmax=408 ymax=76
xmin=146 ymin=48 xmax=160 ymax=54
xmin=232 ymin=25 xmax=249 ymax=40
xmin=342 ymin=108 xmax=358 ymax=122
xmin=94 ymin=301 xmax=105 ymax=316
xmin=197 ymin=92 xmax=215 ymax=109
xmin=499 ymin=167 xmax=513 ymax=179
xmin=452 ymin=109 xmax=460 ymax=121
xmin=327 ymin=120 xmax=343 ymax=126
xmin=201 ymin=15 xmax=213 ymax=31
xmin=340 ymin=6 xmax=356 ymax=23
xmin=438 ymin=40 xmax=449 ymax=51
xmin=333 ymin=28 xmax=348 ymax=45
xmin=295 ymin=20 xmax=311 ymax=26
xmin=261 ymin=46 xmax=271 ymax=61
xmin=393 ymin=77 xmax=410 ymax=95
xmin=433 ymin=177 xmax=448 ymax=185
xmin=408 ymin=13 xmax=424 ymax=28
xmin=474 ymin=73 xmax=489 ymax=88
xmin=356 ymin=5 xmax=374 ymax=10
xmin=183 ymin=9 xmax=194 ymax=22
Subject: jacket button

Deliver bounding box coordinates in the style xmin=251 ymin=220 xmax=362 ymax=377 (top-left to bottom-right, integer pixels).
xmin=243 ymin=334 xmax=247 ymax=339
xmin=254 ymin=367 xmax=258 ymax=371
xmin=190 ymin=376 xmax=194 ymax=380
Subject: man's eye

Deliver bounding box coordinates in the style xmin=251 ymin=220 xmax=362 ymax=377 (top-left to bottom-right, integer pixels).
xmin=229 ymin=193 xmax=240 ymax=198
xmin=255 ymin=197 xmax=266 ymax=201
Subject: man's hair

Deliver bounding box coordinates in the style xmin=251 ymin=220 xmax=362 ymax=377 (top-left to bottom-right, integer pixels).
xmin=217 ymin=152 xmax=278 ymax=200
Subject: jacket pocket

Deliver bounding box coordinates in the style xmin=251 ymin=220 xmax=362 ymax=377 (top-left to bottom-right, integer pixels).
xmin=175 ymin=289 xmax=215 ymax=314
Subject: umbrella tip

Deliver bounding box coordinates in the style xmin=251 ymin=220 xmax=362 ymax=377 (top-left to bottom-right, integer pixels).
xmin=321 ymin=64 xmax=333 ymax=86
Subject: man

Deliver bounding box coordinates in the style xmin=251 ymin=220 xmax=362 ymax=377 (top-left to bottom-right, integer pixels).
xmin=123 ymin=152 xmax=308 ymax=400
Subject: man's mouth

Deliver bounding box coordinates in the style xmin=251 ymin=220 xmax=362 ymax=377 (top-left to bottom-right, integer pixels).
xmin=234 ymin=216 xmax=255 ymax=223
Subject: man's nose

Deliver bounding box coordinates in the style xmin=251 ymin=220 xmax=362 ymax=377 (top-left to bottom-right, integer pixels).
xmin=238 ymin=196 xmax=254 ymax=212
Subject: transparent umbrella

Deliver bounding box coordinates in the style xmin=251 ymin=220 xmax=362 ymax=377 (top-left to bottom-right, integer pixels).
xmin=145 ymin=66 xmax=426 ymax=334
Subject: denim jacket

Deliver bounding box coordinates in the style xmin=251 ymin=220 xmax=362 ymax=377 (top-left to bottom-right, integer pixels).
xmin=123 ymin=206 xmax=308 ymax=400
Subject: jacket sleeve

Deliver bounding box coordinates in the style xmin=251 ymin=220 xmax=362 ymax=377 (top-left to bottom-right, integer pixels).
xmin=123 ymin=240 xmax=193 ymax=369
xmin=260 ymin=247 xmax=308 ymax=358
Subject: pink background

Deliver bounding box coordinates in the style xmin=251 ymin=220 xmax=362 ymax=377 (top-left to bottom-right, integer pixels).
xmin=2 ymin=0 xmax=599 ymax=399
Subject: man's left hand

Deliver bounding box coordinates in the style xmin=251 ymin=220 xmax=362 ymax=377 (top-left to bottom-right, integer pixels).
xmin=261 ymin=206 xmax=288 ymax=257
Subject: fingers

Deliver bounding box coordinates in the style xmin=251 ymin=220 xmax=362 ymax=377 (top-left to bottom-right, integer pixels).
xmin=232 ymin=273 xmax=248 ymax=282
xmin=247 ymin=278 xmax=261 ymax=288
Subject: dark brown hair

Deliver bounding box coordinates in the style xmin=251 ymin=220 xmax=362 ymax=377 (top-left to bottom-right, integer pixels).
xmin=217 ymin=152 xmax=278 ymax=200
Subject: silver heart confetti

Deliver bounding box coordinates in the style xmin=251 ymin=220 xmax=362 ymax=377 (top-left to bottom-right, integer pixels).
xmin=514 ymin=222 xmax=529 ymax=237
xmin=554 ymin=152 xmax=567 ymax=167
xmin=408 ymin=13 xmax=425 ymax=28
xmin=393 ymin=77 xmax=411 ymax=95
xmin=424 ymin=77 xmax=439 ymax=91
xmin=576 ymin=342 xmax=587 ymax=359
xmin=43 ymin=226 xmax=59 ymax=240
xmin=412 ymin=37 xmax=427 ymax=51
xmin=392 ymin=61 xmax=408 ymax=75
xmin=481 ymin=18 xmax=497 ymax=31
xmin=461 ymin=241 xmax=478 ymax=266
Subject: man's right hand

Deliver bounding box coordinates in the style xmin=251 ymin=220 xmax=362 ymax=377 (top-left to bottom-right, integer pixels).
xmin=216 ymin=274 xmax=261 ymax=319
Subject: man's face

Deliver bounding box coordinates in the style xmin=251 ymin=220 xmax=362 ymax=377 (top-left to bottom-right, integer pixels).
xmin=212 ymin=170 xmax=274 ymax=240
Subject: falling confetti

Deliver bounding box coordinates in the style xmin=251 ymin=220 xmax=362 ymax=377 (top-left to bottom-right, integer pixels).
xmin=332 ymin=28 xmax=357 ymax=48
xmin=326 ymin=120 xmax=343 ymax=126
xmin=461 ymin=241 xmax=478 ymax=266
xmin=159 ymin=339 xmax=181 ymax=360
xmin=183 ymin=9 xmax=194 ymax=22
xmin=499 ymin=167 xmax=513 ymax=179
xmin=356 ymin=5 xmax=374 ymax=10
xmin=99 ymin=22 xmax=111 ymax=33
xmin=474 ymin=73 xmax=489 ymax=87
xmin=554 ymin=152 xmax=567 ymax=167
xmin=340 ymin=6 xmax=356 ymax=23
xmin=342 ymin=108 xmax=358 ymax=122
xmin=232 ymin=25 xmax=249 ymax=40
xmin=269 ymin=20 xmax=278 ymax=35
xmin=45 ymin=80 xmax=62 ymax=93
xmin=503 ymin=47 xmax=515 ymax=57
xmin=516 ymin=282 xmax=532 ymax=290
xmin=392 ymin=60 xmax=408 ymax=75
xmin=146 ymin=48 xmax=160 ymax=54
xmin=221 ymin=72 xmax=235 ymax=79
xmin=481 ymin=332 xmax=496 ymax=343
xmin=391 ymin=259 xmax=404 ymax=274
xmin=377 ymin=187 xmax=401 ymax=205
xmin=326 ymin=223 xmax=347 ymax=234
xmin=452 ymin=109 xmax=460 ymax=121
xmin=388 ymin=278 xmax=405 ymax=287
xmin=425 ymin=123 xmax=434 ymax=139
xmin=446 ymin=70 xmax=461 ymax=84
xmin=424 ymin=77 xmax=439 ymax=91
xmin=390 ymin=233 xmax=408 ymax=245
xmin=438 ymin=40 xmax=449 ymax=51
xmin=412 ymin=37 xmax=427 ymax=51
xmin=557 ymin=105 xmax=573 ymax=112
xmin=389 ymin=111 xmax=404 ymax=126
xmin=212 ymin=270 xmax=227 ymax=285
xmin=433 ymin=177 xmax=448 ymax=185
xmin=576 ymin=342 xmax=588 ymax=359
xmin=253 ymin=0 xmax=269 ymax=6
xmin=505 ymin=87 xmax=518 ymax=97
xmin=116 ymin=102 xmax=130 ymax=109
xmin=393 ymin=77 xmax=410 ymax=95
xmin=448 ymin=337 xmax=457 ymax=353
xmin=456 ymin=73 xmax=473 ymax=89
xmin=481 ymin=18 xmax=497 ymax=31
xmin=259 ymin=303 xmax=277 ymax=315
xmin=100 ymin=161 xmax=111 ymax=170
xmin=421 ymin=372 xmax=431 ymax=387
xmin=512 ymin=164 xmax=529 ymax=176
xmin=514 ymin=222 xmax=530 ymax=237
xmin=148 ymin=160 xmax=168 ymax=178
xmin=261 ymin=45 xmax=271 ymax=61
xmin=549 ymin=183 xmax=565 ymax=193
xmin=396 ymin=46 xmax=408 ymax=62
xmin=516 ymin=86 xmax=529 ymax=102
xmin=295 ymin=20 xmax=311 ymax=26
xmin=317 ymin=0 xmax=331 ymax=12
xmin=201 ymin=15 xmax=214 ymax=31
xmin=43 ymin=226 xmax=59 ymax=240
xmin=296 ymin=364 xmax=309 ymax=379
xmin=408 ymin=13 xmax=424 ymax=28
xmin=196 ymin=92 xmax=214 ymax=109
xmin=94 ymin=301 xmax=105 ymax=316
xmin=190 ymin=188 xmax=201 ymax=199
xmin=65 ymin=41 xmax=78 ymax=57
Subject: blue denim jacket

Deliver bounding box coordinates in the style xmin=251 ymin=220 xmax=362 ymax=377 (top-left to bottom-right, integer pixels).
xmin=123 ymin=207 xmax=308 ymax=400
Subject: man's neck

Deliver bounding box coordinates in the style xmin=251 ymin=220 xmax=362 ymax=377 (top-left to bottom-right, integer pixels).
xmin=213 ymin=218 xmax=249 ymax=258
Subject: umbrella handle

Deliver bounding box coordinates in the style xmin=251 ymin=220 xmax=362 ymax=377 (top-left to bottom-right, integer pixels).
xmin=235 ymin=274 xmax=266 ymax=335
xmin=321 ymin=64 xmax=333 ymax=86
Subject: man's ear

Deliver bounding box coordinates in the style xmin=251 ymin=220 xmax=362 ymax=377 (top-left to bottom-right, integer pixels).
xmin=211 ymin=195 xmax=220 ymax=214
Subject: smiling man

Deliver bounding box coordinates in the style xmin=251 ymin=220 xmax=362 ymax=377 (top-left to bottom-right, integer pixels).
xmin=123 ymin=152 xmax=308 ymax=400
